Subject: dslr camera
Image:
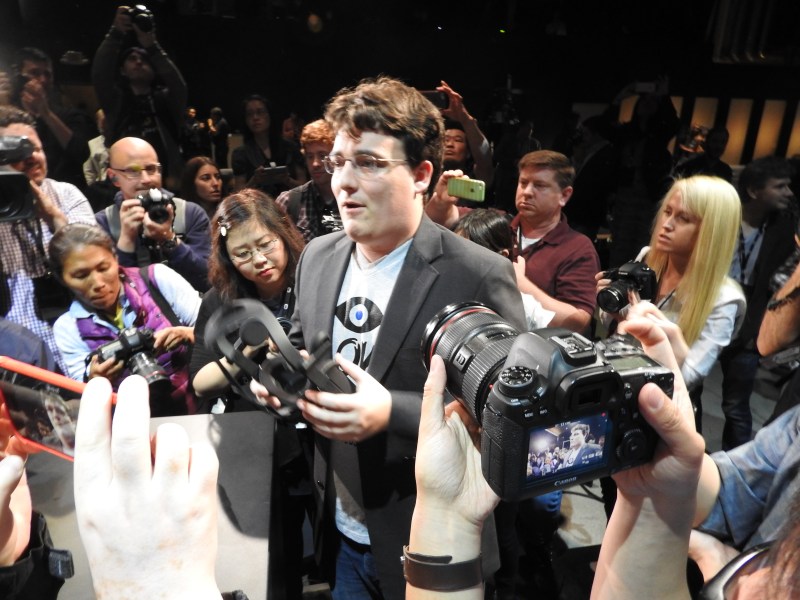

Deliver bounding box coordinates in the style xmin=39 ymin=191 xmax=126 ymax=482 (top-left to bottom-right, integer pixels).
xmin=422 ymin=302 xmax=674 ymax=501
xmin=91 ymin=327 xmax=170 ymax=396
xmin=597 ymin=261 xmax=657 ymax=314
xmin=137 ymin=188 xmax=174 ymax=224
xmin=125 ymin=4 xmax=154 ymax=32
xmin=0 ymin=135 xmax=36 ymax=223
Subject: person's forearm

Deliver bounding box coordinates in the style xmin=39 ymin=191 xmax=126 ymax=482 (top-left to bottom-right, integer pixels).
xmin=593 ymin=494 xmax=694 ymax=600
xmin=424 ymin=197 xmax=460 ymax=229
xmin=38 ymin=110 xmax=73 ymax=150
xmin=693 ymin=454 xmax=722 ymax=527
xmin=758 ymin=261 xmax=800 ymax=355
xmin=193 ymin=359 xmax=242 ymax=399
xmin=518 ymin=277 xmax=591 ymax=331
xmin=406 ymin=503 xmax=483 ymax=600
xmin=460 ymin=116 xmax=494 ymax=186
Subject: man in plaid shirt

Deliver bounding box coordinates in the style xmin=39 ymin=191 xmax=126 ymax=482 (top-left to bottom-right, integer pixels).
xmin=276 ymin=119 xmax=340 ymax=242
xmin=0 ymin=106 xmax=96 ymax=372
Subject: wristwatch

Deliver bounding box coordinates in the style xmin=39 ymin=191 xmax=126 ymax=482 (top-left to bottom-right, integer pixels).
xmin=160 ymin=232 xmax=179 ymax=251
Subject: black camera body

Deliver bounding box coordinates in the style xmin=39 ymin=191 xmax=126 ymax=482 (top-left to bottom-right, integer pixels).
xmin=0 ymin=136 xmax=36 ymax=223
xmin=136 ymin=188 xmax=173 ymax=224
xmin=92 ymin=327 xmax=170 ymax=395
xmin=422 ymin=303 xmax=673 ymax=501
xmin=597 ymin=261 xmax=658 ymax=314
xmin=125 ymin=4 xmax=154 ymax=32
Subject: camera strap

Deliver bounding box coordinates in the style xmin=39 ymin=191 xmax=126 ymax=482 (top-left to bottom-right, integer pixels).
xmin=138 ymin=265 xmax=180 ymax=326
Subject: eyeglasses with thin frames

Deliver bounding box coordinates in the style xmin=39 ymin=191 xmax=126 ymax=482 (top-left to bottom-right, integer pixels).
xmin=322 ymin=154 xmax=408 ymax=178
xmin=109 ymin=163 xmax=162 ymax=180
xmin=229 ymin=238 xmax=280 ymax=264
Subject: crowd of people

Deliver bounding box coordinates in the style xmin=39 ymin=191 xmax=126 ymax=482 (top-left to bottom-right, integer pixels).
xmin=1 ymin=4 xmax=800 ymax=599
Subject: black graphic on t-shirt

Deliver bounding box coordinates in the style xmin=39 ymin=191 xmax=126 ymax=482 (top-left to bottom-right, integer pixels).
xmin=335 ymin=296 xmax=383 ymax=368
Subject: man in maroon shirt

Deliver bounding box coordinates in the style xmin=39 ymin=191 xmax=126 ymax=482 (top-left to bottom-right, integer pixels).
xmin=511 ymin=150 xmax=600 ymax=332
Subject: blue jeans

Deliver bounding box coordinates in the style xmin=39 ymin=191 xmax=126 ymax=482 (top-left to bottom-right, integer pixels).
xmin=719 ymin=346 xmax=759 ymax=450
xmin=332 ymin=536 xmax=385 ymax=600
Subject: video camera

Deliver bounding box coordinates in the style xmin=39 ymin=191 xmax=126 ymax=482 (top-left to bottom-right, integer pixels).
xmin=0 ymin=135 xmax=36 ymax=222
xmin=204 ymin=299 xmax=353 ymax=419
xmin=422 ymin=302 xmax=674 ymax=501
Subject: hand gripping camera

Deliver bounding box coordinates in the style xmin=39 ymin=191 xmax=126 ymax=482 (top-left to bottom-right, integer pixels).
xmin=597 ymin=261 xmax=658 ymax=314
xmin=136 ymin=188 xmax=174 ymax=224
xmin=204 ymin=299 xmax=354 ymax=419
xmin=421 ymin=302 xmax=674 ymax=501
xmin=90 ymin=327 xmax=171 ymax=397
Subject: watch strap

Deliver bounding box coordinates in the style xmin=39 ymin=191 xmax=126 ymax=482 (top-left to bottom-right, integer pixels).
xmin=402 ymin=545 xmax=482 ymax=591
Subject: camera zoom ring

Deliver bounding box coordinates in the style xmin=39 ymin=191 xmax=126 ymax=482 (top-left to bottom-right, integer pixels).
xmin=462 ymin=336 xmax=517 ymax=420
xmin=434 ymin=313 xmax=510 ymax=365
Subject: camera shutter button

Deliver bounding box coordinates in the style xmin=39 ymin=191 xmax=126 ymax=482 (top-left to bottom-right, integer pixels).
xmin=617 ymin=429 xmax=648 ymax=461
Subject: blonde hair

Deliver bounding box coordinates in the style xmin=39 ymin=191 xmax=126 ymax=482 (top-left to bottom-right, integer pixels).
xmin=646 ymin=176 xmax=742 ymax=345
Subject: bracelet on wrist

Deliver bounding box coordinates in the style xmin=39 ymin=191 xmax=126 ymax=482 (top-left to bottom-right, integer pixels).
xmin=402 ymin=545 xmax=482 ymax=591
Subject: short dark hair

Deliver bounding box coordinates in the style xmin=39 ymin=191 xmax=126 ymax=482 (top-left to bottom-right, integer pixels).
xmin=571 ymin=423 xmax=590 ymax=438
xmin=739 ymin=156 xmax=795 ymax=201
xmin=14 ymin=47 xmax=52 ymax=70
xmin=324 ymin=76 xmax=444 ymax=189
xmin=209 ymin=189 xmax=304 ymax=302
xmin=454 ymin=209 xmax=514 ymax=259
xmin=48 ymin=224 xmax=116 ymax=284
xmin=518 ymin=150 xmax=575 ymax=189
xmin=0 ymin=106 xmax=35 ymax=128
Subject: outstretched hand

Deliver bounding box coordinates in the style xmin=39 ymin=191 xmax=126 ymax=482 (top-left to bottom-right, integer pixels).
xmin=74 ymin=375 xmax=221 ymax=599
xmin=415 ymin=355 xmax=499 ymax=522
xmin=611 ymin=316 xmax=704 ymax=502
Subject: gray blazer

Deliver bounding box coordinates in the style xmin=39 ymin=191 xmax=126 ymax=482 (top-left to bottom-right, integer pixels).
xmin=290 ymin=215 xmax=525 ymax=599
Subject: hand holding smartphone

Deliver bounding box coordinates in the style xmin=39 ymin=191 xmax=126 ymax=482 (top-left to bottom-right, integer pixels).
xmin=447 ymin=176 xmax=486 ymax=203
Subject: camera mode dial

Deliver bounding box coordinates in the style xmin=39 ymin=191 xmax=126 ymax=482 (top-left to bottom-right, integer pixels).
xmin=496 ymin=366 xmax=537 ymax=397
xmin=616 ymin=428 xmax=648 ymax=461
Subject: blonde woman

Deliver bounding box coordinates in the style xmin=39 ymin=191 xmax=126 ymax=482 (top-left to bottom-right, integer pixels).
xmin=599 ymin=175 xmax=746 ymax=426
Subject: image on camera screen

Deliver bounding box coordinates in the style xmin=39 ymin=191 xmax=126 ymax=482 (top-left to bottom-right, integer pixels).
xmin=0 ymin=367 xmax=81 ymax=459
xmin=525 ymin=413 xmax=611 ymax=483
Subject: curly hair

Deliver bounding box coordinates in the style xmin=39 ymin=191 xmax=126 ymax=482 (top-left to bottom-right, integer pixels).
xmin=209 ymin=189 xmax=304 ymax=302
xmin=324 ymin=75 xmax=444 ymax=191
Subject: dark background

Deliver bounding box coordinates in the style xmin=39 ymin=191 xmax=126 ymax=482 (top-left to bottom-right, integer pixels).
xmin=1 ymin=0 xmax=799 ymax=146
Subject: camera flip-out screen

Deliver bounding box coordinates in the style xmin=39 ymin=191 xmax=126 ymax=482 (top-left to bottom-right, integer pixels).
xmin=525 ymin=413 xmax=612 ymax=486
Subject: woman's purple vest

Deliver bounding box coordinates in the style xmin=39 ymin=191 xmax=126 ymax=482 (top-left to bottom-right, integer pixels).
xmin=75 ymin=265 xmax=195 ymax=414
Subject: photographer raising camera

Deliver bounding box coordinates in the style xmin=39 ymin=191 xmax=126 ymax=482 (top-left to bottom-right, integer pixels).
xmin=49 ymin=223 xmax=200 ymax=416
xmin=597 ymin=175 xmax=745 ymax=431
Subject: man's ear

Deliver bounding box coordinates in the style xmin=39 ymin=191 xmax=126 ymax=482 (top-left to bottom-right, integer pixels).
xmin=108 ymin=169 xmax=120 ymax=186
xmin=413 ymin=160 xmax=435 ymax=194
xmin=560 ymin=185 xmax=574 ymax=207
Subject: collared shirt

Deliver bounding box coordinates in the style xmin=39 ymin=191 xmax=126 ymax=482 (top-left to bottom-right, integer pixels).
xmin=0 ymin=178 xmax=96 ymax=372
xmin=275 ymin=181 xmax=340 ymax=243
xmin=699 ymin=403 xmax=800 ymax=549
xmin=510 ymin=213 xmax=600 ymax=316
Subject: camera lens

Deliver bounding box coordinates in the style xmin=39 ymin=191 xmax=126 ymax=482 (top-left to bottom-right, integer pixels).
xmin=597 ymin=281 xmax=631 ymax=313
xmin=147 ymin=205 xmax=170 ymax=224
xmin=421 ymin=302 xmax=518 ymax=422
xmin=128 ymin=352 xmax=171 ymax=397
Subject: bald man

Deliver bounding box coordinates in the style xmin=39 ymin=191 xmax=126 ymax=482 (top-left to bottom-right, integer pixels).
xmin=95 ymin=137 xmax=211 ymax=291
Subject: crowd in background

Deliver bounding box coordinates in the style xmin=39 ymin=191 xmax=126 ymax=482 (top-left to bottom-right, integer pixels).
xmin=1 ymin=4 xmax=800 ymax=600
